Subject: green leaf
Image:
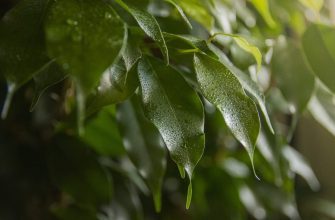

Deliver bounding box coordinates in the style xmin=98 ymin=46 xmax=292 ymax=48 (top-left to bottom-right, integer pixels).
xmin=137 ymin=57 xmax=205 ymax=206
xmin=173 ymin=0 xmax=213 ymax=29
xmin=302 ymin=24 xmax=335 ymax=93
xmin=45 ymin=0 xmax=125 ymax=94
xmin=30 ymin=60 xmax=67 ymax=111
xmin=209 ymin=33 xmax=262 ymax=72
xmin=86 ymin=58 xmax=138 ymax=115
xmin=117 ymin=96 xmax=167 ymax=212
xmin=271 ymin=39 xmax=315 ymax=113
xmin=249 ymin=0 xmax=276 ymax=28
xmin=208 ymin=44 xmax=274 ymax=133
xmin=165 ymin=0 xmax=193 ymax=29
xmin=194 ymin=53 xmax=260 ymax=171
xmin=308 ymin=82 xmax=335 ymax=136
xmin=0 ymin=0 xmax=52 ymax=118
xmin=82 ymin=106 xmax=125 ymax=156
xmin=115 ymin=0 xmax=169 ymax=64
xmin=45 ymin=0 xmax=126 ymax=133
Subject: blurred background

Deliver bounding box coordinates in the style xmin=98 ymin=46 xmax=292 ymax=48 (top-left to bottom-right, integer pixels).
xmin=1 ymin=0 xmax=335 ymax=219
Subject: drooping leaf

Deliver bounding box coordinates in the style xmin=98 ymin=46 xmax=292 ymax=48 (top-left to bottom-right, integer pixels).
xmin=117 ymin=96 xmax=167 ymax=212
xmin=0 ymin=0 xmax=52 ymax=118
xmin=137 ymin=57 xmax=205 ymax=207
xmin=302 ymin=24 xmax=335 ymax=93
xmin=30 ymin=60 xmax=67 ymax=111
xmin=271 ymin=39 xmax=315 ymax=113
xmin=173 ymin=0 xmax=213 ymax=29
xmin=115 ymin=0 xmax=169 ymax=64
xmin=165 ymin=0 xmax=193 ymax=29
xmin=249 ymin=0 xmax=276 ymax=28
xmin=194 ymin=53 xmax=260 ymax=168
xmin=209 ymin=33 xmax=262 ymax=72
xmin=208 ymin=44 xmax=274 ymax=133
xmin=45 ymin=0 xmax=126 ymax=132
xmin=308 ymin=81 xmax=335 ymax=136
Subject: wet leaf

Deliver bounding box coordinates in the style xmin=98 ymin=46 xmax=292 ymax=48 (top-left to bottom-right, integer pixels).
xmin=137 ymin=57 xmax=205 ymax=206
xmin=115 ymin=0 xmax=169 ymax=64
xmin=208 ymin=44 xmax=274 ymax=133
xmin=194 ymin=53 xmax=260 ymax=168
xmin=117 ymin=96 xmax=167 ymax=212
xmin=302 ymin=24 xmax=335 ymax=93
xmin=45 ymin=0 xmax=126 ymax=133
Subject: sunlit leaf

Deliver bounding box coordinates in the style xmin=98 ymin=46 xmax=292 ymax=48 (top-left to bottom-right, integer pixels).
xmin=117 ymin=96 xmax=167 ymax=212
xmin=298 ymin=0 xmax=324 ymax=14
xmin=302 ymin=24 xmax=335 ymax=94
xmin=194 ymin=53 xmax=260 ymax=170
xmin=137 ymin=57 xmax=205 ymax=207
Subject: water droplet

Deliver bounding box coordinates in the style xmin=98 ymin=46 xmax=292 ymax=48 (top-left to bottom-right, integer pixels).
xmin=66 ymin=19 xmax=78 ymax=26
xmin=104 ymin=12 xmax=112 ymax=19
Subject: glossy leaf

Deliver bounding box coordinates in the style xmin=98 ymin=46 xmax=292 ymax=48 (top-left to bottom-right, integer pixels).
xmin=137 ymin=57 xmax=205 ymax=206
xmin=250 ymin=0 xmax=276 ymax=28
xmin=302 ymin=24 xmax=335 ymax=93
xmin=31 ymin=61 xmax=67 ymax=111
xmin=0 ymin=0 xmax=52 ymax=117
xmin=208 ymin=44 xmax=274 ymax=133
xmin=115 ymin=0 xmax=169 ymax=64
xmin=194 ymin=53 xmax=260 ymax=167
xmin=117 ymin=97 xmax=167 ymax=212
xmin=271 ymin=39 xmax=315 ymax=113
